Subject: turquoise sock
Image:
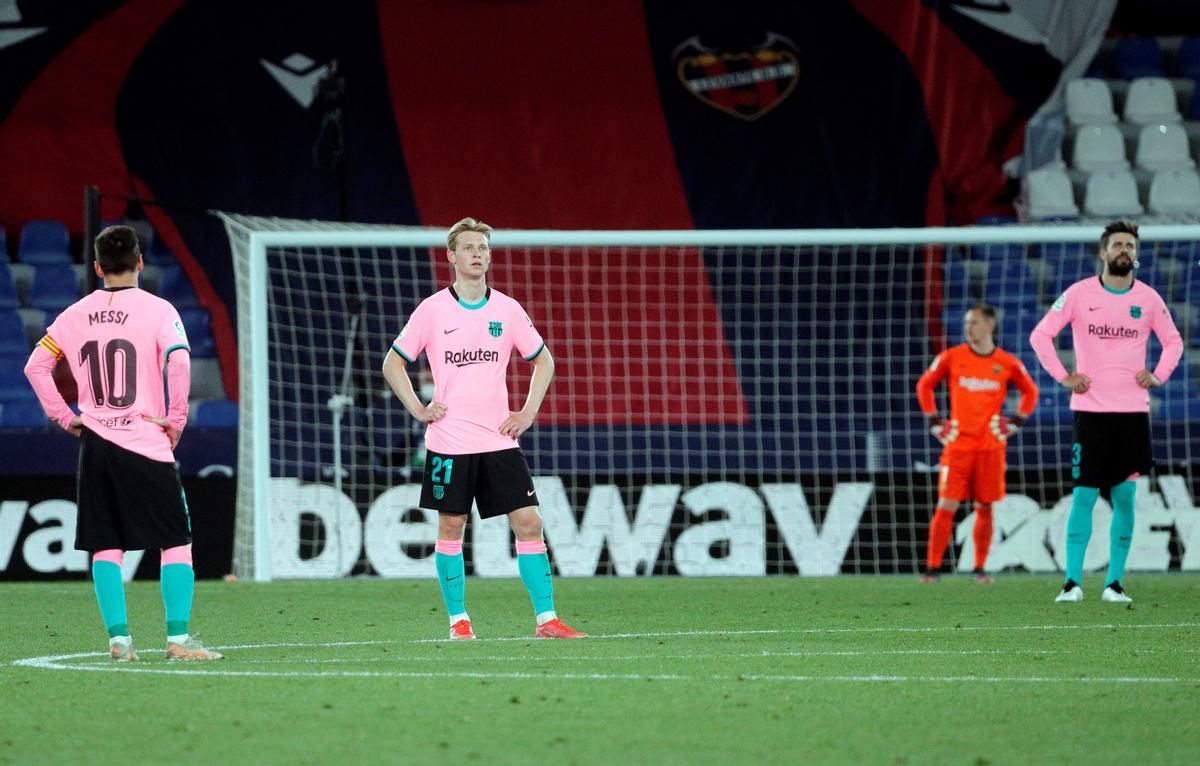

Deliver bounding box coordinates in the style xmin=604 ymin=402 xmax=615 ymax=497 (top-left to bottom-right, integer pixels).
xmin=435 ymin=552 xmax=466 ymax=616
xmin=92 ymin=560 xmax=128 ymax=638
xmin=1065 ymin=486 xmax=1100 ymax=583
xmin=160 ymin=563 xmax=194 ymax=637
xmin=1106 ymin=481 xmax=1136 ymax=587
xmin=518 ymin=553 xmax=555 ymax=615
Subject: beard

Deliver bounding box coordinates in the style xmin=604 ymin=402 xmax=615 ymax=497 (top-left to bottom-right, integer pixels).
xmin=1108 ymin=258 xmax=1133 ymax=277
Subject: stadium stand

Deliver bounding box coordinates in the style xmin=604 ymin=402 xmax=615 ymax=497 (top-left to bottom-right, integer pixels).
xmin=28 ymin=263 xmax=80 ymax=312
xmin=1148 ymin=168 xmax=1200 ymax=215
xmin=1123 ymin=77 xmax=1181 ymax=124
xmin=1115 ymin=37 xmax=1166 ymax=80
xmin=1023 ymin=168 xmax=1080 ymax=219
xmin=1072 ymin=123 xmax=1129 ymax=170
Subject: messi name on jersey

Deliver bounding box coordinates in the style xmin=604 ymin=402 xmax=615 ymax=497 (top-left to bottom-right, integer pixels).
xmin=445 ymin=347 xmax=500 ymax=367
xmin=88 ymin=309 xmax=132 ymax=325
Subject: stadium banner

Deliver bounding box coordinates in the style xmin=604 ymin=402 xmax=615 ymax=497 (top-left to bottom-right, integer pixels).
xmin=3 ymin=469 xmax=1196 ymax=581
xmin=0 ymin=477 xmax=234 ymax=581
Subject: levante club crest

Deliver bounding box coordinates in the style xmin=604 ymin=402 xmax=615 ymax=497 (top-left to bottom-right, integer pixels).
xmin=673 ymin=32 xmax=799 ymax=121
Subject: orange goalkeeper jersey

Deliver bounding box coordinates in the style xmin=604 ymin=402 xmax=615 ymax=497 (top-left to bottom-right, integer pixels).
xmin=915 ymin=344 xmax=1038 ymax=452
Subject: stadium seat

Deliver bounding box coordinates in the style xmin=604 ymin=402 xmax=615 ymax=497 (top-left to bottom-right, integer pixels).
xmin=16 ymin=308 xmax=45 ymax=348
xmin=17 ymin=220 xmax=71 ymax=265
xmin=1043 ymin=243 xmax=1099 ymax=296
xmin=0 ymin=398 xmax=49 ymax=429
xmin=0 ymin=311 xmax=31 ymax=355
xmin=156 ymin=265 xmax=200 ymax=307
xmin=145 ymin=235 xmax=176 ymax=266
xmin=0 ymin=357 xmax=34 ymax=400
xmin=943 ymin=258 xmax=975 ymax=307
xmin=179 ymin=308 xmax=216 ymax=358
xmin=1115 ymin=37 xmax=1165 ymax=80
xmin=1071 ymin=124 xmax=1129 ymax=171
xmin=1178 ymin=36 xmax=1200 ymax=80
xmin=1083 ymin=170 xmax=1145 ymax=217
xmin=1065 ymin=79 xmax=1117 ymax=126
xmin=0 ymin=398 xmax=48 ymax=426
xmin=1147 ymin=169 xmax=1200 ymax=216
xmin=1023 ymin=168 xmax=1080 ymax=219
xmin=191 ymin=398 xmax=238 ymax=427
xmin=0 ymin=263 xmax=19 ymax=311
xmin=1134 ymin=123 xmax=1195 ymax=171
xmin=190 ymin=359 xmax=226 ymax=400
xmin=1123 ymin=77 xmax=1180 ymax=124
xmin=28 ymin=264 xmax=81 ymax=312
xmin=0 ymin=224 xmax=7 ymax=260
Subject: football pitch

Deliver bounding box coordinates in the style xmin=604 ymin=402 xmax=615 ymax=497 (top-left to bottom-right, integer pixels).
xmin=2 ymin=576 xmax=1198 ymax=765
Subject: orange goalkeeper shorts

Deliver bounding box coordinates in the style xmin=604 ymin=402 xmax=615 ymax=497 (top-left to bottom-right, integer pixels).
xmin=938 ymin=447 xmax=1006 ymax=504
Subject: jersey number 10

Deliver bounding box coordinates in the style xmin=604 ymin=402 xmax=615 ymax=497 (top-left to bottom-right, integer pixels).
xmin=79 ymin=339 xmax=137 ymax=409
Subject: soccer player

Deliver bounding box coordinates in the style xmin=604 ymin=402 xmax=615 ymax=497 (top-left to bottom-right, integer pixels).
xmin=1030 ymin=220 xmax=1183 ymax=603
xmin=382 ymin=217 xmax=586 ymax=640
xmin=23 ymin=225 xmax=222 ymax=661
xmin=916 ymin=302 xmax=1038 ymax=583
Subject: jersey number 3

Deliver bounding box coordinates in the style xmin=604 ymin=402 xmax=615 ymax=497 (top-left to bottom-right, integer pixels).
xmin=80 ymin=339 xmax=137 ymax=409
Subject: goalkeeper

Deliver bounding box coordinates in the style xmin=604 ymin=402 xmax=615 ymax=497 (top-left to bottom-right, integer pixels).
xmin=915 ymin=302 xmax=1038 ymax=582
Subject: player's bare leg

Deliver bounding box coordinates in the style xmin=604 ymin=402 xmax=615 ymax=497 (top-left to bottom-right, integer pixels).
xmin=509 ymin=506 xmax=586 ymax=638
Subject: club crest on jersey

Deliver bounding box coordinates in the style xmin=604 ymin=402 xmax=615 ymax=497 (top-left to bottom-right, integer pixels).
xmin=673 ymin=32 xmax=799 ymax=121
xmin=488 ymin=321 xmax=502 ymax=337
xmin=992 ymin=364 xmax=1003 ymax=375
xmin=433 ymin=485 xmax=445 ymax=500
xmin=1130 ymin=305 xmax=1142 ymax=319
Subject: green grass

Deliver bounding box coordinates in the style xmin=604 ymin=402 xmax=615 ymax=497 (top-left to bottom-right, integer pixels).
xmin=2 ymin=575 xmax=1199 ymax=765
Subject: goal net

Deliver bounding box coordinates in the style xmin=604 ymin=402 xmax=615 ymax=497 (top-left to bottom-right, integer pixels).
xmin=217 ymin=214 xmax=1200 ymax=581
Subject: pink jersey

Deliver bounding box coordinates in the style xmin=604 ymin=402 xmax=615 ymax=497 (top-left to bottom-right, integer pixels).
xmin=1030 ymin=276 xmax=1183 ymax=413
xmin=392 ymin=286 xmax=544 ymax=454
xmin=24 ymin=287 xmax=191 ymax=462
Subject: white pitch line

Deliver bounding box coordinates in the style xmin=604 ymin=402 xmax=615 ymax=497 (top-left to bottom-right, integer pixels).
xmin=9 ymin=658 xmax=1195 ymax=685
xmin=69 ymin=648 xmax=1059 ymax=667
xmin=12 ymin=622 xmax=1200 ymax=682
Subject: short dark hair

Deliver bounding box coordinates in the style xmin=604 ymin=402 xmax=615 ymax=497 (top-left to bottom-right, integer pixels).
xmin=968 ymin=301 xmax=996 ymax=320
xmin=94 ymin=225 xmax=141 ymax=274
xmin=1100 ymin=219 xmax=1139 ymax=252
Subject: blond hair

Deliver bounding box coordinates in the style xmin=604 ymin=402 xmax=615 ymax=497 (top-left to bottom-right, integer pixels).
xmin=447 ymin=217 xmax=493 ymax=250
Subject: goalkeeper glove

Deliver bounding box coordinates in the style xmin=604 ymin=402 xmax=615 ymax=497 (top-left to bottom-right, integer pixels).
xmin=989 ymin=413 xmax=1026 ymax=442
xmin=928 ymin=415 xmax=959 ymax=446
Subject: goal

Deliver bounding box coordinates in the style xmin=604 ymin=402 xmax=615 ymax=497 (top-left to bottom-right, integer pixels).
xmin=217 ymin=215 xmax=1200 ymax=581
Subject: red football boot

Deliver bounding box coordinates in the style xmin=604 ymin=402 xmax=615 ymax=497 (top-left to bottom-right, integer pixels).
xmin=535 ymin=618 xmax=587 ymax=639
xmin=449 ymin=619 xmax=477 ymax=640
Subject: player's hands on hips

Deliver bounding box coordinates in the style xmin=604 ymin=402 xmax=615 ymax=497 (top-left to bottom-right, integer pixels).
xmin=1135 ymin=369 xmax=1162 ymax=389
xmin=65 ymin=416 xmax=83 ymax=438
xmin=500 ymin=410 xmax=535 ymax=440
xmin=989 ymin=413 xmax=1024 ymax=443
xmin=416 ymin=402 xmax=448 ymax=423
xmin=928 ymin=416 xmax=959 ymax=446
xmin=142 ymin=415 xmax=182 ymax=449
xmin=1061 ymin=372 xmax=1091 ymax=394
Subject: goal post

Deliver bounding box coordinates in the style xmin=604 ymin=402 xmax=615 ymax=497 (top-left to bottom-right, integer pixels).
xmin=217 ymin=214 xmax=1200 ymax=582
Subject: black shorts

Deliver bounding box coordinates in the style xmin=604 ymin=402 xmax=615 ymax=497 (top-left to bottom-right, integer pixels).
xmin=420 ymin=448 xmax=537 ymax=519
xmin=75 ymin=428 xmax=192 ymax=552
xmin=1071 ymin=411 xmax=1154 ymax=489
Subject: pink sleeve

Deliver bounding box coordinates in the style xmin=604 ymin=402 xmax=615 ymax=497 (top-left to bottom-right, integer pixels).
xmin=512 ymin=306 xmax=545 ymax=361
xmin=1029 ymin=289 xmax=1075 ymax=383
xmin=158 ymin=306 xmax=191 ymax=362
xmin=1150 ymin=295 xmax=1184 ymax=382
xmin=23 ymin=343 xmax=75 ymax=431
xmin=392 ymin=303 xmax=428 ymax=363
